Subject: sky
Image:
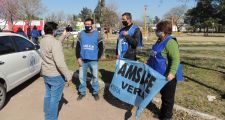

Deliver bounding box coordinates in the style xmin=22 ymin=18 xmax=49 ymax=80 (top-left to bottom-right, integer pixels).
xmin=42 ymin=0 xmax=197 ymax=21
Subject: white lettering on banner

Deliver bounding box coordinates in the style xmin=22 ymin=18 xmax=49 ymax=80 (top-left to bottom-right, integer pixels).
xmin=83 ymin=44 xmax=94 ymax=50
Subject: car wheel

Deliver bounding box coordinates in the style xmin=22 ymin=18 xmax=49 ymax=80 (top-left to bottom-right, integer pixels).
xmin=0 ymin=83 xmax=6 ymax=110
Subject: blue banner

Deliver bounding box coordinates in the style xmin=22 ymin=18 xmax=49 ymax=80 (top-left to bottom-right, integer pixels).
xmin=109 ymin=59 xmax=168 ymax=119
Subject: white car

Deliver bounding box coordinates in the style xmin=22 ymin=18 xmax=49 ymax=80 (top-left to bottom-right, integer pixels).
xmin=0 ymin=32 xmax=41 ymax=109
xmin=70 ymin=30 xmax=79 ymax=38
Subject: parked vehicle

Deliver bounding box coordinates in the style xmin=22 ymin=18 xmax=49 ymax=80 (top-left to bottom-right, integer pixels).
xmin=0 ymin=32 xmax=42 ymax=109
xmin=70 ymin=30 xmax=79 ymax=38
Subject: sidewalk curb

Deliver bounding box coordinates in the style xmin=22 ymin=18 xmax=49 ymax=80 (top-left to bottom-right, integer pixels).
xmin=98 ymin=80 xmax=222 ymax=120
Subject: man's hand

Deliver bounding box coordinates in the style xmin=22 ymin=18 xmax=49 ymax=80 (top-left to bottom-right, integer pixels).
xmin=65 ymin=80 xmax=72 ymax=87
xmin=123 ymin=31 xmax=128 ymax=36
xmin=62 ymin=30 xmax=67 ymax=36
xmin=167 ymin=73 xmax=175 ymax=81
xmin=116 ymin=55 xmax=120 ymax=59
xmin=77 ymin=58 xmax=83 ymax=66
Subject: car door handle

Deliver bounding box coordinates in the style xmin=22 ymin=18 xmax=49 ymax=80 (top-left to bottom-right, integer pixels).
xmin=0 ymin=61 xmax=4 ymax=65
xmin=22 ymin=55 xmax=27 ymax=59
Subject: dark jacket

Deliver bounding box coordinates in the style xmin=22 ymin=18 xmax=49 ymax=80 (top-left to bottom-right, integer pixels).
xmin=116 ymin=23 xmax=142 ymax=60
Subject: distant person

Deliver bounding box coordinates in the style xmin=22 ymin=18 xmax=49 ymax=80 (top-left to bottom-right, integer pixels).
xmin=38 ymin=29 xmax=42 ymax=37
xmin=66 ymin=25 xmax=73 ymax=32
xmin=31 ymin=25 xmax=40 ymax=44
xmin=27 ymin=26 xmax=31 ymax=39
xmin=40 ymin=22 xmax=72 ymax=120
xmin=116 ymin=12 xmax=143 ymax=61
xmin=16 ymin=28 xmax=27 ymax=37
xmin=146 ymin=20 xmax=183 ymax=120
xmin=75 ymin=18 xmax=103 ymax=101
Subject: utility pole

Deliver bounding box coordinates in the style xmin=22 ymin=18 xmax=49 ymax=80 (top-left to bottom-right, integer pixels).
xmin=99 ymin=0 xmax=106 ymax=59
xmin=144 ymin=5 xmax=148 ymax=40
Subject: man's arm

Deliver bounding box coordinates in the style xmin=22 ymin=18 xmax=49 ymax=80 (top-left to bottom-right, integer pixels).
xmin=75 ymin=41 xmax=81 ymax=59
xmin=116 ymin=38 xmax=119 ymax=55
xmin=75 ymin=33 xmax=83 ymax=66
xmin=124 ymin=28 xmax=141 ymax=48
xmin=59 ymin=30 xmax=70 ymax=43
xmin=98 ymin=33 xmax=104 ymax=59
xmin=52 ymin=41 xmax=72 ymax=81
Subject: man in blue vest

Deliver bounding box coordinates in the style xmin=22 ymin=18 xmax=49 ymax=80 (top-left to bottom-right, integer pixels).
xmin=75 ymin=18 xmax=103 ymax=101
xmin=116 ymin=12 xmax=143 ymax=117
xmin=116 ymin=12 xmax=143 ymax=61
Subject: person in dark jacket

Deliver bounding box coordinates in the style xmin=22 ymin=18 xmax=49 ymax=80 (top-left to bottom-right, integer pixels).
xmin=27 ymin=26 xmax=31 ymax=39
xmin=116 ymin=12 xmax=143 ymax=117
xmin=31 ymin=25 xmax=40 ymax=44
xmin=16 ymin=28 xmax=27 ymax=38
xmin=116 ymin=12 xmax=142 ymax=61
xmin=75 ymin=18 xmax=104 ymax=101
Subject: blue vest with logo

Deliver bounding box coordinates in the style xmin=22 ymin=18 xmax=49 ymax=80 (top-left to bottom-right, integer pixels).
xmin=80 ymin=30 xmax=99 ymax=60
xmin=147 ymin=36 xmax=183 ymax=81
xmin=118 ymin=25 xmax=143 ymax=58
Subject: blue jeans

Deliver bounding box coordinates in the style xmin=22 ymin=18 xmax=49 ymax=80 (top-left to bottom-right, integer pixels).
xmin=43 ymin=75 xmax=65 ymax=120
xmin=32 ymin=37 xmax=39 ymax=44
xmin=79 ymin=60 xmax=99 ymax=95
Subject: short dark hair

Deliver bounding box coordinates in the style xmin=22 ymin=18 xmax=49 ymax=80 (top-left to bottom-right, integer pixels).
xmin=33 ymin=25 xmax=37 ymax=30
xmin=44 ymin=22 xmax=58 ymax=35
xmin=84 ymin=18 xmax=94 ymax=24
xmin=156 ymin=20 xmax=172 ymax=35
xmin=122 ymin=12 xmax=132 ymax=20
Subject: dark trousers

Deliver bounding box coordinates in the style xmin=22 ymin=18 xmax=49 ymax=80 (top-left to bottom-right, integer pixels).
xmin=159 ymin=79 xmax=177 ymax=119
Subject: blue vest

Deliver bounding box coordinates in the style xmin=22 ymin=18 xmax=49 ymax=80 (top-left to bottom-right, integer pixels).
xmin=147 ymin=36 xmax=183 ymax=81
xmin=80 ymin=30 xmax=99 ymax=60
xmin=118 ymin=25 xmax=143 ymax=58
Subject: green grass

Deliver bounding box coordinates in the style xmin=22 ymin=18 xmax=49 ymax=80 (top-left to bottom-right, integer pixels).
xmin=176 ymin=57 xmax=225 ymax=118
xmin=63 ymin=38 xmax=225 ymax=118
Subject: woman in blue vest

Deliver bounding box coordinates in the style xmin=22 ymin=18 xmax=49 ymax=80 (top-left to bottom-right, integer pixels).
xmin=116 ymin=12 xmax=142 ymax=61
xmin=75 ymin=18 xmax=103 ymax=101
xmin=147 ymin=21 xmax=183 ymax=120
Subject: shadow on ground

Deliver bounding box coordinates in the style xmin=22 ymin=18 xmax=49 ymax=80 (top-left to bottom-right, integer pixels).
xmin=184 ymin=75 xmax=225 ymax=98
xmin=181 ymin=61 xmax=225 ymax=74
xmin=58 ymin=93 xmax=68 ymax=115
xmin=222 ymin=94 xmax=225 ymax=99
xmin=99 ymin=69 xmax=160 ymax=120
xmin=2 ymin=74 xmax=39 ymax=109
xmin=71 ymin=70 xmax=95 ymax=95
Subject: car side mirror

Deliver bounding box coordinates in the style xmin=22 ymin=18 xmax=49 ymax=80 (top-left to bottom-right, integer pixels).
xmin=35 ymin=44 xmax=40 ymax=50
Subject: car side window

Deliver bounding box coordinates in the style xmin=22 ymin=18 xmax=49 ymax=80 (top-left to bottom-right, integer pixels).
xmin=12 ymin=36 xmax=35 ymax=52
xmin=0 ymin=36 xmax=15 ymax=55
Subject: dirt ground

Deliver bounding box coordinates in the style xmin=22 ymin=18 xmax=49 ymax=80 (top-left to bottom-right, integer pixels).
xmin=0 ymin=76 xmax=158 ymax=120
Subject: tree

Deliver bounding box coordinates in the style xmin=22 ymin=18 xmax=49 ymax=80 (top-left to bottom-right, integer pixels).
xmin=79 ymin=7 xmax=93 ymax=21
xmin=45 ymin=11 xmax=66 ymax=23
xmin=0 ymin=0 xmax=21 ymax=30
xmin=72 ymin=14 xmax=80 ymax=21
xmin=164 ymin=5 xmax=187 ymax=32
xmin=19 ymin=0 xmax=44 ymax=21
xmin=153 ymin=16 xmax=160 ymax=24
xmin=102 ymin=2 xmax=119 ymax=29
xmin=45 ymin=13 xmax=58 ymax=22
xmin=184 ymin=0 xmax=219 ymax=34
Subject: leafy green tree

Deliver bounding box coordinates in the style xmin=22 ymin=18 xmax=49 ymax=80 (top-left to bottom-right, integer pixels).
xmin=184 ymin=0 xmax=217 ymax=34
xmin=79 ymin=7 xmax=93 ymax=21
xmin=153 ymin=16 xmax=160 ymax=24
